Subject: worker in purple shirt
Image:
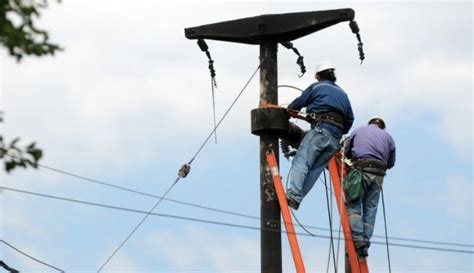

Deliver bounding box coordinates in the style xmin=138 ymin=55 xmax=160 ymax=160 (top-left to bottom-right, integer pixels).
xmin=344 ymin=116 xmax=396 ymax=257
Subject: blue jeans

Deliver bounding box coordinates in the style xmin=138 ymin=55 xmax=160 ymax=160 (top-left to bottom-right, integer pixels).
xmin=346 ymin=172 xmax=384 ymax=249
xmin=287 ymin=126 xmax=340 ymax=204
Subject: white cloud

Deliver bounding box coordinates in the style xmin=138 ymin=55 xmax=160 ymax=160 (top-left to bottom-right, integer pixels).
xmin=438 ymin=175 xmax=473 ymax=221
xmin=145 ymin=225 xmax=259 ymax=271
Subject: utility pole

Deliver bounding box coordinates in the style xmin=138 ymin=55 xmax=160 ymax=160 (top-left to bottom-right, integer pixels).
xmin=185 ymin=9 xmax=359 ymax=273
xmin=258 ymin=42 xmax=282 ymax=273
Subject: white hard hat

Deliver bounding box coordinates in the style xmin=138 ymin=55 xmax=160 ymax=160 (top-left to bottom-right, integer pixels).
xmin=368 ymin=116 xmax=386 ymax=129
xmin=315 ymin=61 xmax=335 ymax=73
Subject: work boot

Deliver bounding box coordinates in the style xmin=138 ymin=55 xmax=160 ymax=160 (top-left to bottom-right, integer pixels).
xmin=357 ymin=246 xmax=369 ymax=258
xmin=286 ymin=193 xmax=300 ymax=210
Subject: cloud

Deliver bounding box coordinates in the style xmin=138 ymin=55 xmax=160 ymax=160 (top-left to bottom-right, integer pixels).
xmin=144 ymin=225 xmax=259 ymax=271
xmin=437 ymin=175 xmax=473 ymax=221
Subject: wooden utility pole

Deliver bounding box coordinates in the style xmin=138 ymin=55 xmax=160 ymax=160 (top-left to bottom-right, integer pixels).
xmin=258 ymin=42 xmax=282 ymax=272
xmin=185 ymin=9 xmax=358 ymax=273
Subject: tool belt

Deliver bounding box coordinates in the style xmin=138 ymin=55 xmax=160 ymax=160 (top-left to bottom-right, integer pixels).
xmin=353 ymin=158 xmax=387 ymax=176
xmin=307 ymin=111 xmax=345 ymax=130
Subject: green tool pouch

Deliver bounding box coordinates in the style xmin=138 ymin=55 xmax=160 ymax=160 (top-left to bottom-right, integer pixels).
xmin=343 ymin=169 xmax=363 ymax=202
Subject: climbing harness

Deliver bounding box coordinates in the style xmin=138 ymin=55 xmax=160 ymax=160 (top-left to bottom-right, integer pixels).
xmin=349 ymin=21 xmax=365 ymax=64
xmin=281 ymin=41 xmax=307 ymax=77
xmin=307 ymin=111 xmax=345 ymax=130
xmin=197 ymin=38 xmax=218 ymax=143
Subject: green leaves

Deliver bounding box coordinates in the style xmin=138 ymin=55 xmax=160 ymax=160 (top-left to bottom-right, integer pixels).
xmin=0 ymin=0 xmax=62 ymax=61
xmin=0 ymin=113 xmax=43 ymax=173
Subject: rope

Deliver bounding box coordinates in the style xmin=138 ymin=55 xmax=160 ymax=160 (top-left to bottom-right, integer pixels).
xmin=381 ymin=188 xmax=392 ymax=273
xmin=1 ymin=239 xmax=65 ymax=272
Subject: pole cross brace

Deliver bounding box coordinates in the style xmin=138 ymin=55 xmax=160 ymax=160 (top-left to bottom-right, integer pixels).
xmin=185 ymin=9 xmax=354 ymax=44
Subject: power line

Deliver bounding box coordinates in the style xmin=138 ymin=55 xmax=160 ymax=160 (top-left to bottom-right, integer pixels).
xmin=2 ymin=186 xmax=473 ymax=255
xmin=96 ymin=60 xmax=264 ymax=272
xmin=0 ymin=239 xmax=65 ymax=272
xmin=27 ymin=162 xmax=474 ymax=249
xmin=97 ymin=178 xmax=178 ymax=272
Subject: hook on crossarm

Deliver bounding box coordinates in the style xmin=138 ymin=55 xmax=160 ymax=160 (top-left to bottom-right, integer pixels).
xmin=281 ymin=41 xmax=306 ymax=77
xmin=349 ymin=21 xmax=365 ymax=64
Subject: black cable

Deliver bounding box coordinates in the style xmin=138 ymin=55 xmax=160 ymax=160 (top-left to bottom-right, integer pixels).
xmin=280 ymin=42 xmax=306 ymax=77
xmin=324 ymin=171 xmax=338 ymax=273
xmin=0 ymin=261 xmax=19 ymax=273
xmin=285 ymin=169 xmax=316 ymax=237
xmin=1 ymin=239 xmax=65 ymax=272
xmin=2 ymin=186 xmax=473 ymax=255
xmin=25 ymin=160 xmax=474 ymax=249
xmin=98 ymin=61 xmax=264 ymax=270
xmin=381 ymin=188 xmax=392 ymax=273
xmin=96 ymin=177 xmax=179 ymax=272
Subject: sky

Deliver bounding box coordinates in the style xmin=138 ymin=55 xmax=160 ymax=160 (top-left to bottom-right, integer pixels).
xmin=0 ymin=0 xmax=472 ymax=272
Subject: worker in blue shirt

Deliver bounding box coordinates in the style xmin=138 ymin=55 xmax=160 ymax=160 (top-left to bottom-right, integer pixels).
xmin=286 ymin=61 xmax=354 ymax=210
xmin=344 ymin=116 xmax=396 ymax=257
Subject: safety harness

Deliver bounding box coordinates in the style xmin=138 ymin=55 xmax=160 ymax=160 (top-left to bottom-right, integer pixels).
xmin=307 ymin=111 xmax=345 ymax=130
xmin=353 ymin=158 xmax=387 ymax=176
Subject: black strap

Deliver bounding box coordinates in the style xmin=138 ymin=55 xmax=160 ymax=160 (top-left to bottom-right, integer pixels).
xmin=308 ymin=111 xmax=345 ymax=129
xmin=353 ymin=158 xmax=387 ymax=176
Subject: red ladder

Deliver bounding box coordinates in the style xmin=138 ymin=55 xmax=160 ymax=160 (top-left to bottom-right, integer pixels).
xmin=328 ymin=155 xmax=369 ymax=273
xmin=266 ymin=150 xmax=306 ymax=273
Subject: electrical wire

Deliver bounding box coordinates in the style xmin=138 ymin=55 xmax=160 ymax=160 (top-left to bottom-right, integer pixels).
xmin=2 ymin=186 xmax=473 ymax=255
xmin=19 ymin=160 xmax=474 ymax=250
xmin=323 ymin=171 xmax=338 ymax=273
xmin=381 ymin=188 xmax=392 ymax=273
xmin=188 ymin=59 xmax=265 ymax=164
xmin=285 ymin=169 xmax=316 ymax=237
xmin=97 ymin=178 xmax=179 ymax=272
xmin=0 ymin=239 xmax=65 ymax=272
xmin=96 ymin=59 xmax=264 ymax=272
xmin=277 ymin=84 xmax=304 ymax=92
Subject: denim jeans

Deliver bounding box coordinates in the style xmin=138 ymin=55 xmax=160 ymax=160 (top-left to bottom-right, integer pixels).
xmin=346 ymin=172 xmax=384 ymax=249
xmin=287 ymin=126 xmax=340 ymax=204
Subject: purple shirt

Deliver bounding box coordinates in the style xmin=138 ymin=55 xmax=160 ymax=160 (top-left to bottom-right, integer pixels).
xmin=344 ymin=124 xmax=396 ymax=169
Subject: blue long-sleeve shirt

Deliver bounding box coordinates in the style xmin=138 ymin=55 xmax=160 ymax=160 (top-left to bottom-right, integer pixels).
xmin=288 ymin=80 xmax=354 ymax=138
xmin=344 ymin=124 xmax=396 ymax=169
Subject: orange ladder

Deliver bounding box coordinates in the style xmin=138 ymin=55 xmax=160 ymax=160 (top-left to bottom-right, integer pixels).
xmin=328 ymin=155 xmax=369 ymax=273
xmin=266 ymin=150 xmax=306 ymax=273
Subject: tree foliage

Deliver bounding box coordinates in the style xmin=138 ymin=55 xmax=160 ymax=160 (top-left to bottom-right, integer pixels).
xmin=0 ymin=112 xmax=43 ymax=173
xmin=0 ymin=0 xmax=60 ymax=172
xmin=0 ymin=0 xmax=62 ymax=61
